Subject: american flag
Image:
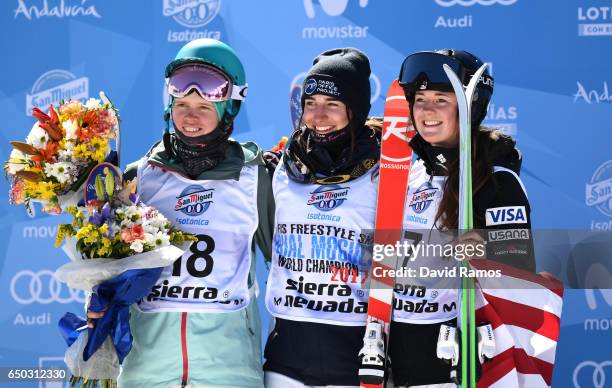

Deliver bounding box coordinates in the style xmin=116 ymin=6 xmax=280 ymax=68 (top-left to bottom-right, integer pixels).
xmin=471 ymin=260 xmax=564 ymax=388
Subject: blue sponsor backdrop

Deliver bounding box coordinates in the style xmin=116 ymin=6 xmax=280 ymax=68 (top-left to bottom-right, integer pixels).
xmin=0 ymin=1 xmax=611 ymax=386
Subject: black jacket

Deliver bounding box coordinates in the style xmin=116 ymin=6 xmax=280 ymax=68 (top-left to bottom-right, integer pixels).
xmin=409 ymin=130 xmax=536 ymax=273
xmin=389 ymin=130 xmax=536 ymax=386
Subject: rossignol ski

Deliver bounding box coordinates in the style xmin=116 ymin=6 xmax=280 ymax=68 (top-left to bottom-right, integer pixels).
xmin=358 ymin=80 xmax=415 ymax=388
xmin=443 ymin=63 xmax=490 ymax=388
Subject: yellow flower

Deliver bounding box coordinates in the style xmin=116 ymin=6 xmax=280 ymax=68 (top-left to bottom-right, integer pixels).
xmin=90 ymin=137 xmax=109 ymax=162
xmin=37 ymin=181 xmax=57 ymax=200
xmin=55 ymin=228 xmax=66 ymax=248
xmin=55 ymin=224 xmax=75 ymax=247
xmin=24 ymin=180 xmax=57 ymax=201
xmin=99 ymin=223 xmax=109 ymax=235
xmin=75 ymin=224 xmax=99 ymax=244
xmin=72 ymin=138 xmax=109 ymax=162
xmin=73 ymin=143 xmax=90 ymax=160
xmin=74 ymin=224 xmax=91 ymax=240
xmin=98 ymin=237 xmax=112 ymax=256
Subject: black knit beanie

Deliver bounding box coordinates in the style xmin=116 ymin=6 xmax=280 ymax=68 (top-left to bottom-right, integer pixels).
xmin=301 ymin=47 xmax=371 ymax=131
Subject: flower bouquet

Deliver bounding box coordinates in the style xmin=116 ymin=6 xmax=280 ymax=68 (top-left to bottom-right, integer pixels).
xmin=5 ymin=94 xmax=119 ymax=214
xmin=53 ymin=167 xmax=196 ymax=388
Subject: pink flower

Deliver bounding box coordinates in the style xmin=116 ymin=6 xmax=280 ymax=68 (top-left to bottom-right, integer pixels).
xmin=120 ymin=228 xmax=134 ymax=243
xmin=120 ymin=224 xmax=145 ymax=243
xmin=144 ymin=207 xmax=157 ymax=220
xmin=131 ymin=224 xmax=144 ymax=240
xmin=95 ymin=109 xmax=118 ymax=138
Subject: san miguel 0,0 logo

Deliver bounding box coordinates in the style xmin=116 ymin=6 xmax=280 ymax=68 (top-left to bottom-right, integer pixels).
xmin=175 ymin=185 xmax=214 ymax=216
xmin=586 ymin=160 xmax=612 ymax=230
xmin=307 ymin=185 xmax=349 ymax=212
xmin=409 ymin=181 xmax=438 ymax=214
xmin=26 ymin=69 xmax=89 ymax=116
xmin=164 ymin=0 xmax=222 ymax=42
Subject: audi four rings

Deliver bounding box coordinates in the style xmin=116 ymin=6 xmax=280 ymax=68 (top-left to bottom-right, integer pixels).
xmin=10 ymin=270 xmax=85 ymax=304
xmin=434 ymin=0 xmax=518 ymax=6
xmin=573 ymin=360 xmax=612 ymax=388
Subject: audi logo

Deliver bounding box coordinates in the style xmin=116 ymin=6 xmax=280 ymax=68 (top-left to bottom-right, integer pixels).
xmin=573 ymin=360 xmax=612 ymax=388
xmin=435 ymin=0 xmax=518 ymax=7
xmin=10 ymin=270 xmax=85 ymax=304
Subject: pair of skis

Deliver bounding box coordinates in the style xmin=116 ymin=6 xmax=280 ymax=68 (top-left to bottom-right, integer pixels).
xmin=359 ymin=64 xmax=489 ymax=388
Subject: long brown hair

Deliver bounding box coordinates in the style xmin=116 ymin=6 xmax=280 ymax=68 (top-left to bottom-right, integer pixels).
xmin=434 ymin=127 xmax=502 ymax=230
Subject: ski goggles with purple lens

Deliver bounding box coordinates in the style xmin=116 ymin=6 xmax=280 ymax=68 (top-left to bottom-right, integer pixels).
xmin=166 ymin=64 xmax=248 ymax=102
xmin=398 ymin=52 xmax=492 ymax=93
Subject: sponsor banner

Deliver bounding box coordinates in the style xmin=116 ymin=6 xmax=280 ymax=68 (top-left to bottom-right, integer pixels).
xmin=163 ymin=0 xmax=220 ymax=27
xmin=577 ymin=5 xmax=612 ymax=36
xmin=483 ymin=93 xmax=518 ymax=136
xmin=303 ymin=0 xmax=368 ymax=18
xmin=301 ymin=0 xmax=369 ymax=39
xmin=163 ymin=0 xmax=222 ymax=42
xmin=14 ymin=0 xmax=101 ymax=20
xmin=433 ymin=0 xmax=518 ymax=29
xmin=26 ymin=70 xmax=89 ymax=116
xmin=573 ymin=360 xmax=612 ymax=387
xmin=586 ymin=161 xmax=612 ymax=230
xmin=10 ymin=269 xmax=85 ymax=305
xmin=574 ymin=81 xmax=612 ymax=104
xmin=434 ymin=0 xmax=518 ymax=7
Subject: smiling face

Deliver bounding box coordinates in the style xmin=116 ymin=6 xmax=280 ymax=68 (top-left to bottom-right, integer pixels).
xmin=412 ymin=90 xmax=459 ymax=148
xmin=172 ymin=91 xmax=219 ymax=138
xmin=302 ymin=94 xmax=350 ymax=135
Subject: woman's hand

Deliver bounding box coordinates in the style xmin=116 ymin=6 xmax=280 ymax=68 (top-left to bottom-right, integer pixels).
xmin=86 ymin=308 xmax=107 ymax=329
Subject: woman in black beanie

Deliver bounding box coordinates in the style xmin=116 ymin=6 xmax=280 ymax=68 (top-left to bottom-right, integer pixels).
xmin=263 ymin=47 xmax=381 ymax=387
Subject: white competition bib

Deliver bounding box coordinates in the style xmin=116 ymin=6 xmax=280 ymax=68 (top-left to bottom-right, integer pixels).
xmin=135 ymin=159 xmax=258 ymax=313
xmin=393 ymin=160 xmax=459 ymax=324
xmin=266 ymin=160 xmax=377 ymax=326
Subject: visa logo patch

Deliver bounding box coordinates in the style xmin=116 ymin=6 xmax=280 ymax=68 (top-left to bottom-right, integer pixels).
xmin=485 ymin=206 xmax=527 ymax=226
